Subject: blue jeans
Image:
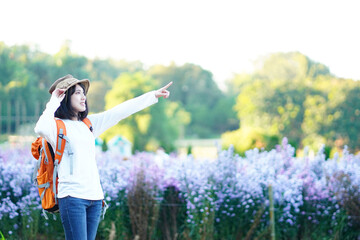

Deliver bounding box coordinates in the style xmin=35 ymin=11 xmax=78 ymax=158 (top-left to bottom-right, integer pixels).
xmin=58 ymin=196 xmax=102 ymax=240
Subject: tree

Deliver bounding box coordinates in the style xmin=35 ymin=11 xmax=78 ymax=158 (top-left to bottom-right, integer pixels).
xmin=102 ymin=72 xmax=189 ymax=152
xmin=224 ymin=52 xmax=336 ymax=153
xmin=0 ymin=43 xmax=49 ymax=133
xmin=255 ymin=52 xmax=330 ymax=81
xmin=302 ymin=76 xmax=360 ymax=152
xmin=88 ymin=58 xmax=144 ymax=86
xmin=87 ymin=81 xmax=109 ymax=113
xmin=0 ymin=42 xmax=18 ymax=86
xmin=234 ymin=78 xmax=307 ymax=149
xmin=53 ymin=41 xmax=88 ymax=79
xmin=334 ymin=84 xmax=360 ymax=151
xmin=86 ymin=58 xmax=147 ymax=113
xmin=148 ymin=63 xmax=231 ymax=138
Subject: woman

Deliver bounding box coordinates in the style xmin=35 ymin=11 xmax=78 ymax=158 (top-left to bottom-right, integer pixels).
xmin=34 ymin=74 xmax=172 ymax=240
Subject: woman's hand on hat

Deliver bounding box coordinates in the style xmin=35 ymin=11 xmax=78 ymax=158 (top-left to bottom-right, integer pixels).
xmin=52 ymin=88 xmax=66 ymax=102
xmin=155 ymin=82 xmax=173 ymax=99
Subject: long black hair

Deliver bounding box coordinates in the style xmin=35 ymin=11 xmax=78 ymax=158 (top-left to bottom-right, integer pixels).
xmin=55 ymin=83 xmax=89 ymax=120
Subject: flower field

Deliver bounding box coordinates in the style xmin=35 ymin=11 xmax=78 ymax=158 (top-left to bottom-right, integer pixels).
xmin=0 ymin=138 xmax=359 ymax=239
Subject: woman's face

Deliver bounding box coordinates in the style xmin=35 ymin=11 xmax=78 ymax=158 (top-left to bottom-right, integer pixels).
xmin=70 ymin=84 xmax=87 ymax=114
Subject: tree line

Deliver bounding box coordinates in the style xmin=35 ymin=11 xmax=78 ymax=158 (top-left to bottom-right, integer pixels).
xmin=0 ymin=42 xmax=238 ymax=152
xmin=222 ymin=52 xmax=360 ymax=156
xmin=1 ymin=42 xmax=359 ymax=155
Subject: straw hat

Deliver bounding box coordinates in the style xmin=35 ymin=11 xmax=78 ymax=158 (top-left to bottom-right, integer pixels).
xmin=48 ymin=74 xmax=90 ymax=94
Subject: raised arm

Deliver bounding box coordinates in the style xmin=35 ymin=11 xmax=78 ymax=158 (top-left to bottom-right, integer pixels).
xmin=88 ymin=82 xmax=173 ymax=138
xmin=34 ymin=88 xmax=66 ymax=146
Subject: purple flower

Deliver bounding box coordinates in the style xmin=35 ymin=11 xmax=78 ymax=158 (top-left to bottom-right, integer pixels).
xmin=1 ymin=141 xmax=359 ymax=234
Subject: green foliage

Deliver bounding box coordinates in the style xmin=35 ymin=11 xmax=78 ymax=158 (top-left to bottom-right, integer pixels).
xmin=155 ymin=186 xmax=187 ymax=239
xmin=2 ymin=41 xmax=360 ymax=155
xmin=97 ymin=191 xmax=132 ymax=240
xmin=86 ymin=58 xmax=144 ymax=113
xmin=225 ymin=73 xmax=254 ymax=97
xmin=87 ymin=81 xmax=109 ymax=113
xmin=255 ymin=52 xmax=330 ymax=81
xmin=148 ymin=63 xmax=235 ymax=138
xmin=101 ymin=138 xmax=108 ymax=152
xmin=0 ymin=42 xmax=235 ymax=143
xmin=102 ymin=72 xmax=189 ymax=152
xmin=222 ymin=127 xmax=279 ymax=155
xmin=225 ymin=51 xmax=360 ymax=153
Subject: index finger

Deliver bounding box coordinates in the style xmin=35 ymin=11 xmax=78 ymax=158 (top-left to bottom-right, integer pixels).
xmin=54 ymin=88 xmax=65 ymax=95
xmin=161 ymin=81 xmax=173 ymax=90
xmin=59 ymin=92 xmax=66 ymax=98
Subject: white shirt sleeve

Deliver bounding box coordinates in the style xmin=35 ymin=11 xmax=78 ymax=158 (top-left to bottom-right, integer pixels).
xmin=34 ymin=95 xmax=61 ymax=148
xmin=88 ymin=91 xmax=159 ymax=138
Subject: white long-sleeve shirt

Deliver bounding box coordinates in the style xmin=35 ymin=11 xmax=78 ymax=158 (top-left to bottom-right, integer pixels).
xmin=34 ymin=91 xmax=158 ymax=200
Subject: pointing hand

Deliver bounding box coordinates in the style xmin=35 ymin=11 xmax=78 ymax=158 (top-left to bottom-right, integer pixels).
xmin=155 ymin=82 xmax=173 ymax=99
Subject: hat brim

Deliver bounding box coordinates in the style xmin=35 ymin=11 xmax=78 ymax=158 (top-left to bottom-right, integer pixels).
xmin=49 ymin=75 xmax=90 ymax=94
xmin=57 ymin=79 xmax=90 ymax=94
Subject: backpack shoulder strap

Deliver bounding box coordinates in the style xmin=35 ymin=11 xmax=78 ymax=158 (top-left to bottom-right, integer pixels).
xmin=52 ymin=118 xmax=70 ymax=204
xmin=54 ymin=119 xmax=67 ymax=164
xmin=54 ymin=118 xmax=75 ymax=173
xmin=82 ymin=117 xmax=93 ymax=132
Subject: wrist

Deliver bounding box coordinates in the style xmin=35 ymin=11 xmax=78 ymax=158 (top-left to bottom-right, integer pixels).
xmin=50 ymin=94 xmax=60 ymax=102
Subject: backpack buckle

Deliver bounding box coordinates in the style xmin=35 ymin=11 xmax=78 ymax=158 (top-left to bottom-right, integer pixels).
xmin=58 ymin=133 xmax=64 ymax=139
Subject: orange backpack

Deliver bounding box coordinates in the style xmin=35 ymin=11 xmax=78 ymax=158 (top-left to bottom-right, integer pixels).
xmin=31 ymin=118 xmax=92 ymax=218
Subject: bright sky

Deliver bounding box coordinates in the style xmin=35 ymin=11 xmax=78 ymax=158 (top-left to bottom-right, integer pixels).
xmin=1 ymin=0 xmax=359 ymax=88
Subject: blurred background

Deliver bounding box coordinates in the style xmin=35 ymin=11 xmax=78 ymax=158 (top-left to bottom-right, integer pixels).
xmin=1 ymin=0 xmax=359 ymax=158
xmin=1 ymin=1 xmax=360 ymax=239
